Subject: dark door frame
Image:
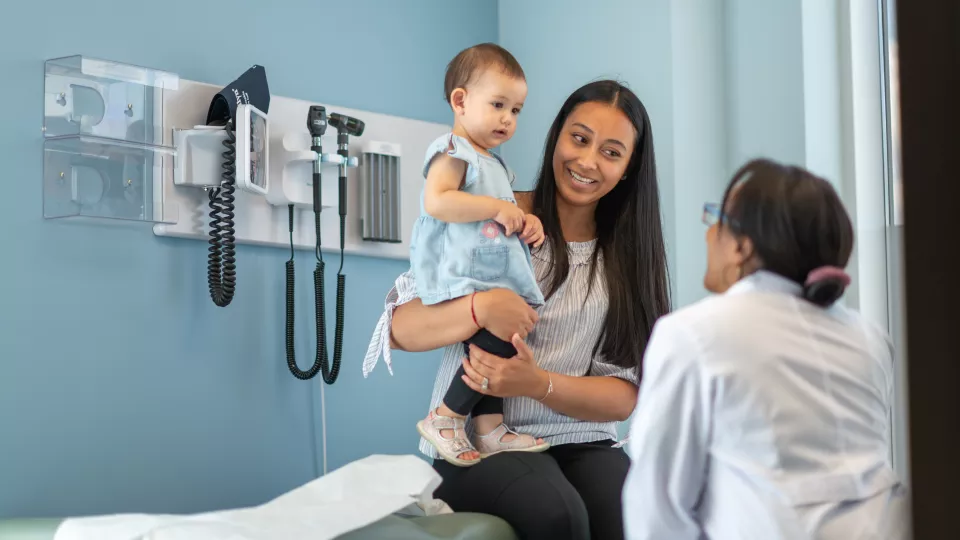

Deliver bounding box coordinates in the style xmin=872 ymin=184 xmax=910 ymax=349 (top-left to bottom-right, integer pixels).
xmin=896 ymin=1 xmax=959 ymax=538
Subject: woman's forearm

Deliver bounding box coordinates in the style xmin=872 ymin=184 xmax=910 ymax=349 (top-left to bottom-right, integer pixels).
xmin=390 ymin=296 xmax=477 ymax=352
xmin=532 ymin=370 xmax=638 ymax=422
xmin=390 ymin=289 xmax=539 ymax=353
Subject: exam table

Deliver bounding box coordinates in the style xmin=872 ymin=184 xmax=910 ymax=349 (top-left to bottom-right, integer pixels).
xmin=0 ymin=513 xmax=518 ymax=540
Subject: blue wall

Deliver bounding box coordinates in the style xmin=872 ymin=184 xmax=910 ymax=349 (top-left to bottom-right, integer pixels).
xmin=497 ymin=0 xmax=675 ymax=194
xmin=724 ymin=0 xmax=806 ymax=169
xmin=0 ymin=0 xmax=497 ymax=519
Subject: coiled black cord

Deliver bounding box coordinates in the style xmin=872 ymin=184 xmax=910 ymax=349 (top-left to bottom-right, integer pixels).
xmin=286 ymin=205 xmax=321 ymax=380
xmin=208 ymin=120 xmax=237 ymax=307
xmin=284 ymin=195 xmax=345 ymax=383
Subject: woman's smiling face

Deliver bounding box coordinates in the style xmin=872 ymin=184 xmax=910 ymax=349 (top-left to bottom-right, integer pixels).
xmin=551 ymin=101 xmax=637 ymax=208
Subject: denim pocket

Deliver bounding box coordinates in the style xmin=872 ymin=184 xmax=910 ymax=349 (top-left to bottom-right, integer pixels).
xmin=471 ymin=245 xmax=509 ymax=281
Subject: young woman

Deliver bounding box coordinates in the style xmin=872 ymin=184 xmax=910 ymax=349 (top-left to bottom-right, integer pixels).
xmin=365 ymin=80 xmax=671 ymax=540
xmin=622 ymin=159 xmax=909 ymax=539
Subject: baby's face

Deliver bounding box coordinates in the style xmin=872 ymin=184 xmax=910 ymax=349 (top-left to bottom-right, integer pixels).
xmin=460 ymin=69 xmax=527 ymax=150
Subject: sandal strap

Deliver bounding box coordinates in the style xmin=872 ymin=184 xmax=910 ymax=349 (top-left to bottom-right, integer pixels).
xmin=425 ymin=412 xmax=476 ymax=455
xmin=498 ymin=425 xmax=521 ymax=443
xmin=429 ymin=411 xmax=465 ymax=431
xmin=476 ymin=423 xmax=512 ymax=443
xmin=475 ymin=424 xmax=542 ymax=453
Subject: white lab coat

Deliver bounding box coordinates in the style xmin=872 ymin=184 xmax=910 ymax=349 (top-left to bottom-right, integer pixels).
xmin=622 ymin=270 xmax=911 ymax=540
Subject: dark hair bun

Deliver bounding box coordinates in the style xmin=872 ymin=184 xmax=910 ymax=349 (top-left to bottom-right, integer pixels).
xmin=802 ymin=278 xmax=846 ymax=307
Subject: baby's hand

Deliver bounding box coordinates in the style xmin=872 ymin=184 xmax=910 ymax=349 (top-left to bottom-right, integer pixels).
xmin=520 ymin=214 xmax=545 ymax=248
xmin=494 ymin=201 xmax=525 ymax=236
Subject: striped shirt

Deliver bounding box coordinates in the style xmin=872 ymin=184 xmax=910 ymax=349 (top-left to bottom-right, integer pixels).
xmin=363 ymin=238 xmax=638 ymax=459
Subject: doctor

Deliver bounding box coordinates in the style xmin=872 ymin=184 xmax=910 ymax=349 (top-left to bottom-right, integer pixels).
xmin=622 ymin=159 xmax=911 ymax=539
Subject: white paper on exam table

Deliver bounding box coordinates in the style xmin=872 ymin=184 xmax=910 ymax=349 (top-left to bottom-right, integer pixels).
xmin=53 ymin=454 xmax=445 ymax=540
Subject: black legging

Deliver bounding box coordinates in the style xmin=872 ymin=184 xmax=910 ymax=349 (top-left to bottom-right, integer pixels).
xmin=432 ymin=440 xmax=630 ymax=540
xmin=442 ymin=328 xmax=518 ymax=417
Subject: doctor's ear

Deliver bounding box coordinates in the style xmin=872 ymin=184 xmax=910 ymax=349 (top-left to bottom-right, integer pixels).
xmin=450 ymin=88 xmax=468 ymax=115
xmin=735 ymin=237 xmax=762 ymax=272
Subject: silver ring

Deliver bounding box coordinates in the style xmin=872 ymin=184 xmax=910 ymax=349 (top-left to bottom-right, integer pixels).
xmin=481 ymin=377 xmax=489 ymax=391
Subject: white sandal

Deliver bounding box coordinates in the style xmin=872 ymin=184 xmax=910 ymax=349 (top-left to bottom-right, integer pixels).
xmin=474 ymin=423 xmax=550 ymax=458
xmin=416 ymin=410 xmax=480 ymax=467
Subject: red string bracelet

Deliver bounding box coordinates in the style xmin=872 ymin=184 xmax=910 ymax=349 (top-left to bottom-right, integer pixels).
xmin=470 ymin=292 xmax=480 ymax=328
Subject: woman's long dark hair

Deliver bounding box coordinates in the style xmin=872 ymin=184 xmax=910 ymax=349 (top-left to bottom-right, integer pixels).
xmin=531 ymin=80 xmax=671 ymax=376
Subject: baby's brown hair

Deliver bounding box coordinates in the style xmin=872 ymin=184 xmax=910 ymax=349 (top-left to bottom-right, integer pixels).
xmin=444 ymin=43 xmax=525 ymax=105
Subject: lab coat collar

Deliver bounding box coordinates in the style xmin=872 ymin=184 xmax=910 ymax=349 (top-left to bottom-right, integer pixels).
xmin=725 ymin=270 xmax=803 ymax=297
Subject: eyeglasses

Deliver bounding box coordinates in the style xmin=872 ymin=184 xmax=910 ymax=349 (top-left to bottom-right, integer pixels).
xmin=702 ymin=203 xmax=722 ymax=226
xmin=702 ymin=202 xmax=737 ymax=228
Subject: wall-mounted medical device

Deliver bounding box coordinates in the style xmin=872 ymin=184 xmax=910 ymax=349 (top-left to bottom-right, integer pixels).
xmin=280 ymin=106 xmax=364 ymax=384
xmin=171 ymin=100 xmax=269 ymax=308
xmin=168 ymin=62 xmax=271 ymax=309
xmin=360 ymin=141 xmax=402 ymax=243
xmin=202 ymin=66 xmax=272 ymax=308
xmin=42 ymin=54 xmax=453 ymax=389
xmin=173 ymin=105 xmax=269 ymax=193
xmin=152 ymin=77 xmax=443 ymax=262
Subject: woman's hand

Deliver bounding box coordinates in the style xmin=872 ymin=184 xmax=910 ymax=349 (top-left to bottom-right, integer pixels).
xmin=474 ymin=289 xmax=539 ymax=341
xmin=460 ymin=334 xmax=550 ymax=399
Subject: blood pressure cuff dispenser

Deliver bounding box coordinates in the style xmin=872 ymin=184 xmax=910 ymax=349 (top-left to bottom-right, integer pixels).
xmin=202 ymin=64 xmax=272 ymax=309
xmin=206 ymin=64 xmax=271 ymax=125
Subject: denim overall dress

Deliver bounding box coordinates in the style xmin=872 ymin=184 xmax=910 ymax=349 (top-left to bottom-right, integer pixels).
xmin=410 ymin=133 xmax=545 ymax=308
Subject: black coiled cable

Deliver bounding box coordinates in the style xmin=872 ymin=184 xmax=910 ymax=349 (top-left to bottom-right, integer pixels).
xmin=285 ymin=205 xmax=320 ymax=380
xmin=284 ymin=195 xmax=345 ymax=383
xmin=208 ymin=120 xmax=237 ymax=307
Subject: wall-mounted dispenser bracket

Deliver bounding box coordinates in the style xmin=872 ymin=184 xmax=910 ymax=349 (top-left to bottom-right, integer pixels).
xmin=42 ymin=55 xmax=179 ymax=224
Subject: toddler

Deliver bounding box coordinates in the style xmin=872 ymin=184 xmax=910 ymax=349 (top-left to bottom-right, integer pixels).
xmin=413 ymin=43 xmax=549 ymax=466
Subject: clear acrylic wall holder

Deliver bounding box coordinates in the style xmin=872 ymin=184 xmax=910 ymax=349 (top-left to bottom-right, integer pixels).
xmin=42 ymin=55 xmax=179 ymax=223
